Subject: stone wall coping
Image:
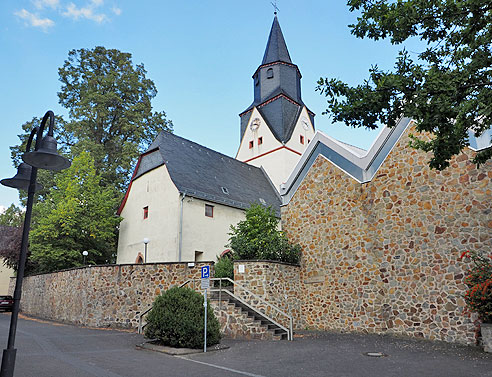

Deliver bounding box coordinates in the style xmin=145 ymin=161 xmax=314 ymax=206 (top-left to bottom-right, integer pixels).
xmin=25 ymin=261 xmax=215 ymax=277
xmin=233 ymin=259 xmax=300 ymax=267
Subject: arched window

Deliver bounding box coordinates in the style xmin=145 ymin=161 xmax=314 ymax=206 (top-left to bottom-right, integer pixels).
xmin=135 ymin=254 xmax=144 ymax=264
xmin=267 ymin=68 xmax=274 ymax=79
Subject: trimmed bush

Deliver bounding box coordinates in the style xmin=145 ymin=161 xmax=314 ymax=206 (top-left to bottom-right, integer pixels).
xmin=214 ymin=256 xmax=234 ymax=286
xmin=144 ymin=286 xmax=221 ymax=348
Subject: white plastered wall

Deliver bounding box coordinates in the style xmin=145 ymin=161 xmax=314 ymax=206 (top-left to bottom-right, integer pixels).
xmin=116 ymin=165 xmax=181 ymax=264
xmin=236 ymin=106 xmax=315 ymax=189
xmin=0 ymin=265 xmax=13 ymax=295
xmin=181 ymin=198 xmax=245 ymax=262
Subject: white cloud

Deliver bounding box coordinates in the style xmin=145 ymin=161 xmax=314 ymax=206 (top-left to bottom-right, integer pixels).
xmin=32 ymin=0 xmax=60 ymax=10
xmin=62 ymin=0 xmax=108 ymax=23
xmin=14 ymin=9 xmax=55 ymax=31
xmin=112 ymin=6 xmax=121 ymax=16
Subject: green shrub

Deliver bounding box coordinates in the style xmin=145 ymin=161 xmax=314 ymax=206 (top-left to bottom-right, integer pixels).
xmin=144 ymin=286 xmax=221 ymax=348
xmin=214 ymin=256 xmax=234 ymax=286
xmin=228 ymin=204 xmax=301 ymax=264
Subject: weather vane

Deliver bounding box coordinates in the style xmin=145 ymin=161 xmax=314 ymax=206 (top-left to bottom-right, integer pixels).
xmin=271 ymin=0 xmax=279 ymax=15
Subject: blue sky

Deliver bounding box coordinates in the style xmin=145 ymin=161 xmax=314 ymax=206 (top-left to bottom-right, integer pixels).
xmin=0 ymin=0 xmax=420 ymax=210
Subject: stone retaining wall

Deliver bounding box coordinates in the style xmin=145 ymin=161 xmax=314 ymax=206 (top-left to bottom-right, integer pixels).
xmin=282 ymin=125 xmax=491 ymax=345
xmin=15 ymin=262 xmax=212 ymax=329
xmin=233 ymin=260 xmax=300 ymax=330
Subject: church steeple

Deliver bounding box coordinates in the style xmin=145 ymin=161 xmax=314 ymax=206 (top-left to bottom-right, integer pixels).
xmin=262 ymin=16 xmax=292 ymax=65
xmin=239 ymin=16 xmax=314 ymax=144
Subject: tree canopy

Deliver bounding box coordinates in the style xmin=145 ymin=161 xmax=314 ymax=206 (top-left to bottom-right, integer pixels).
xmin=228 ymin=204 xmax=301 ymax=264
xmin=317 ymin=0 xmax=492 ymax=170
xmin=29 ymin=152 xmax=121 ymax=273
xmin=6 ymin=46 xmax=172 ymax=272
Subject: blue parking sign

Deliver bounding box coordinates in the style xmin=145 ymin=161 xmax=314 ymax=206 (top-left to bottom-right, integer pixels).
xmin=201 ymin=265 xmax=210 ymax=279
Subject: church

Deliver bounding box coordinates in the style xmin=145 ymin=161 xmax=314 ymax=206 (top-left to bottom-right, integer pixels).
xmin=116 ymin=16 xmax=314 ymax=264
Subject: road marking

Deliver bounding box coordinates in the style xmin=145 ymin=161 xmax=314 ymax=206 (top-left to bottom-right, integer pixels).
xmin=176 ymin=356 xmax=266 ymax=377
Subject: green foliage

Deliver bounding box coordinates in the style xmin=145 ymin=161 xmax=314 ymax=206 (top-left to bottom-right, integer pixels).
xmin=58 ymin=46 xmax=173 ymax=192
xmin=317 ymin=0 xmax=492 ymax=170
xmin=228 ymin=204 xmax=301 ymax=264
xmin=0 ymin=204 xmax=24 ymax=227
xmin=460 ymin=251 xmax=492 ymax=323
xmin=29 ymin=152 xmax=121 ymax=273
xmin=214 ymin=256 xmax=234 ymax=285
xmin=144 ymin=286 xmax=221 ymax=349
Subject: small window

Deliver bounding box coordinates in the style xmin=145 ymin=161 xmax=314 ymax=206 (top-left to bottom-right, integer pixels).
xmin=205 ymin=204 xmax=214 ymax=218
xmin=221 ymin=186 xmax=229 ymax=195
xmin=267 ymin=68 xmax=273 ymax=79
xmin=195 ymin=251 xmax=204 ymax=262
xmin=258 ymin=137 xmax=263 ymax=145
xmin=143 ymin=206 xmax=149 ymax=219
xmin=300 ymin=135 xmax=305 ymax=145
xmin=249 ymin=140 xmax=254 ymax=149
xmin=308 ymin=139 xmax=311 ymax=144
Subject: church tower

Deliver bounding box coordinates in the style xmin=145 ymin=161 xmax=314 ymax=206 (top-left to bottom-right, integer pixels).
xmin=236 ymin=16 xmax=315 ymax=190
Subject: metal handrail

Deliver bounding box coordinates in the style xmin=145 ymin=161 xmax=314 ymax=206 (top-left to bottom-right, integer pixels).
xmin=182 ymin=277 xmax=293 ymax=340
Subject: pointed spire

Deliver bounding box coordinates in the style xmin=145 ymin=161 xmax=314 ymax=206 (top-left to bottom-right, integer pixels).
xmin=262 ymin=16 xmax=292 ymax=65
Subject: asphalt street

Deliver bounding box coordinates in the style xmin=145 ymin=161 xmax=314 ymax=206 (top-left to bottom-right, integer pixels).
xmin=0 ymin=313 xmax=490 ymax=377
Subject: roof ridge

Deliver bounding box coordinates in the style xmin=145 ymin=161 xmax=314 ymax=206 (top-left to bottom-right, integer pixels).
xmin=155 ymin=131 xmax=265 ymax=171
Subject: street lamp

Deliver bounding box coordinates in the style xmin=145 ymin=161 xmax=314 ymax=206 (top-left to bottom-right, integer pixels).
xmin=143 ymin=238 xmax=149 ymax=263
xmin=0 ymin=111 xmax=70 ymax=377
xmin=82 ymin=250 xmax=88 ymax=265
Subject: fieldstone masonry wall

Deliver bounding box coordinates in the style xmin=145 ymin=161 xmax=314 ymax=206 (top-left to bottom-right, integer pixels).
xmin=15 ymin=262 xmax=212 ymax=329
xmin=282 ymin=125 xmax=492 ymax=345
xmin=233 ymin=260 xmax=300 ymax=330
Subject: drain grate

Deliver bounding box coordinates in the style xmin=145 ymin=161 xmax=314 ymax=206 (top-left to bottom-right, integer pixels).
xmin=364 ymin=352 xmax=387 ymax=357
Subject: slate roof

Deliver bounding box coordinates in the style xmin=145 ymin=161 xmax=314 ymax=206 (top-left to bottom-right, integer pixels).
xmin=257 ymin=96 xmax=303 ymax=143
xmin=262 ymin=16 xmax=292 ymax=65
xmin=133 ymin=132 xmax=281 ymax=214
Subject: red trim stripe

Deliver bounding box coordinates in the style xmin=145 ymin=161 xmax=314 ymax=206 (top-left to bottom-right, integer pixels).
xmin=242 ymin=145 xmax=301 ymax=163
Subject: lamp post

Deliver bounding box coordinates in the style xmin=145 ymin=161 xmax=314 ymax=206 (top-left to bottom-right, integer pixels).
xmin=143 ymin=238 xmax=149 ymax=263
xmin=82 ymin=250 xmax=88 ymax=265
xmin=0 ymin=111 xmax=70 ymax=377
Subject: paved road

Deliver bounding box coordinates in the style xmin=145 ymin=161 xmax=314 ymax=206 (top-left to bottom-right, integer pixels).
xmin=0 ymin=313 xmax=490 ymax=377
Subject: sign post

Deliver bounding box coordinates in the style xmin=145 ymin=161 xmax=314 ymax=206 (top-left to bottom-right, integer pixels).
xmin=201 ymin=266 xmax=210 ymax=353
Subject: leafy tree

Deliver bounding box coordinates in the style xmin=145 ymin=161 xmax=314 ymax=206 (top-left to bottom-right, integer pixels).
xmin=29 ymin=152 xmax=121 ymax=273
xmin=228 ymin=204 xmax=301 ymax=264
xmin=0 ymin=226 xmax=22 ymax=270
xmin=317 ymin=0 xmax=492 ymax=170
xmin=58 ymin=46 xmax=173 ymax=192
xmin=0 ymin=204 xmax=24 ymax=227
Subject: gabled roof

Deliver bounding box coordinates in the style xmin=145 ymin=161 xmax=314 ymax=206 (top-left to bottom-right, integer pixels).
xmin=257 ymin=96 xmax=303 ymax=143
xmin=262 ymin=16 xmax=292 ymax=65
xmin=129 ymin=132 xmax=281 ymax=214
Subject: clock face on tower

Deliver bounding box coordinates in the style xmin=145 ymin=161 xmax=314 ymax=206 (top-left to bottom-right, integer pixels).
xmin=301 ymin=117 xmax=310 ymax=131
xmin=250 ymin=118 xmax=261 ymax=131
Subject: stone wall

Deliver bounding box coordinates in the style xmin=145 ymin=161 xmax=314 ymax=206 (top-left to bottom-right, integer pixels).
xmin=16 ymin=262 xmax=212 ymax=328
xmin=282 ymin=125 xmax=492 ymax=345
xmin=233 ymin=260 xmax=300 ymax=330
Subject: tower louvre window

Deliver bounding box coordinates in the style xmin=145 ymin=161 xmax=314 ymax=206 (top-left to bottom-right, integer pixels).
xmin=249 ymin=140 xmax=254 ymax=149
xmin=143 ymin=206 xmax=149 ymax=219
xmin=258 ymin=137 xmax=263 ymax=145
xmin=267 ymin=68 xmax=273 ymax=79
xmin=300 ymin=135 xmax=305 ymax=144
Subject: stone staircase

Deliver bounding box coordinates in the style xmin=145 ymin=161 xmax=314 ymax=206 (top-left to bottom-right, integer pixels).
xmin=210 ymin=290 xmax=288 ymax=340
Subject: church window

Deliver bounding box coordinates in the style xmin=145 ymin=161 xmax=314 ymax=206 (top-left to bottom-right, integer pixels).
xmin=300 ymin=135 xmax=305 ymax=145
xmin=249 ymin=140 xmax=254 ymax=149
xmin=267 ymin=68 xmax=273 ymax=79
xmin=205 ymin=204 xmax=214 ymax=218
xmin=308 ymin=139 xmax=311 ymax=144
xmin=143 ymin=206 xmax=149 ymax=219
xmin=258 ymin=137 xmax=263 ymax=145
